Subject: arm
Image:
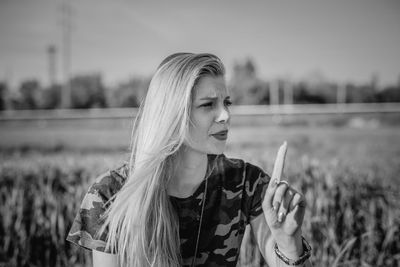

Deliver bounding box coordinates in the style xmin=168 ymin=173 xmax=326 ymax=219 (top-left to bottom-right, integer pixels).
xmin=92 ymin=250 xmax=118 ymax=267
xmin=255 ymin=142 xmax=312 ymax=266
xmin=250 ymin=214 xmax=312 ymax=267
xmin=66 ymin=166 xmax=127 ymax=264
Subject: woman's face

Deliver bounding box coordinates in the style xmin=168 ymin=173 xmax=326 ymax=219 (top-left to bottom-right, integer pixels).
xmin=185 ymin=75 xmax=231 ymax=155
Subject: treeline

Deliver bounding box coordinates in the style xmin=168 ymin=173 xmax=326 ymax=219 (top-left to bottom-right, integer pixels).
xmin=0 ymin=59 xmax=399 ymax=110
xmin=0 ymin=74 xmax=149 ymax=110
xmin=229 ymin=59 xmax=400 ymax=105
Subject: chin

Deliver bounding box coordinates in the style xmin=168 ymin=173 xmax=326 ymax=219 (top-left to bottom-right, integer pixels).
xmin=207 ymin=143 xmax=226 ymax=155
xmin=184 ymin=139 xmax=227 ymax=155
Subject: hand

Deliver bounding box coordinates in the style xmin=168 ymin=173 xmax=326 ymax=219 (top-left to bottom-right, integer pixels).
xmin=262 ymin=142 xmax=306 ymax=256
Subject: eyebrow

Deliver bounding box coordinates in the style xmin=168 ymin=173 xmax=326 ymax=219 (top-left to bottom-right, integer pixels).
xmin=199 ymin=96 xmax=231 ymax=101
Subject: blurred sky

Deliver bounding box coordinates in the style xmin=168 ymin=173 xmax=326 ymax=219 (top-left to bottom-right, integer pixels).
xmin=0 ymin=0 xmax=399 ymax=88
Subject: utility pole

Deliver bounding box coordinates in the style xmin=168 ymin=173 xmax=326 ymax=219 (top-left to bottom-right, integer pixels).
xmin=60 ymin=0 xmax=72 ymax=108
xmin=337 ymin=84 xmax=346 ymax=104
xmin=47 ymin=45 xmax=56 ymax=87
xmin=283 ymin=81 xmax=293 ymax=105
xmin=269 ymin=80 xmax=279 ymax=106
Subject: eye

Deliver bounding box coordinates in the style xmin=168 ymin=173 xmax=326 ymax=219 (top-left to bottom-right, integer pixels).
xmin=224 ymin=100 xmax=232 ymax=106
xmin=200 ymin=102 xmax=213 ymax=108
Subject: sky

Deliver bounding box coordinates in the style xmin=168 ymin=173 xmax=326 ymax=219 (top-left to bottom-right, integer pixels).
xmin=0 ymin=0 xmax=399 ymax=88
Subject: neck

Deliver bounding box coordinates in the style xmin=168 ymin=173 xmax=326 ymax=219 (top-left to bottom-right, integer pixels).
xmin=168 ymin=146 xmax=208 ymax=198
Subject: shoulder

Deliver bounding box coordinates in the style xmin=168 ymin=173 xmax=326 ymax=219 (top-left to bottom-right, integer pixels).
xmin=87 ymin=161 xmax=130 ymax=204
xmin=66 ymin=161 xmax=130 ymax=251
xmin=216 ymin=154 xmax=268 ymax=180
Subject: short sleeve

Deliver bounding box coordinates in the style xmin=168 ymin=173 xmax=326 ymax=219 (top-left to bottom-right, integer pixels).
xmin=66 ymin=163 xmax=128 ymax=252
xmin=243 ymin=163 xmax=271 ymax=223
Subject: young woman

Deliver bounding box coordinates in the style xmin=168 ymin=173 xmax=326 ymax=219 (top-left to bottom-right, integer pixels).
xmin=67 ymin=53 xmax=312 ymax=267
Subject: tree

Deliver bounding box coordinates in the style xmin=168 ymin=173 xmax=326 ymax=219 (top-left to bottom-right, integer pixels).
xmin=345 ymin=83 xmax=376 ymax=103
xmin=0 ymin=82 xmax=8 ymax=110
xmin=293 ymin=82 xmax=327 ymax=104
xmin=70 ymin=73 xmax=107 ymax=108
xmin=18 ymin=79 xmax=41 ymax=109
xmin=229 ymin=58 xmax=269 ymax=105
xmin=109 ymin=77 xmax=150 ymax=108
xmin=375 ymin=86 xmax=400 ymax=102
xmin=39 ymin=84 xmax=62 ymax=109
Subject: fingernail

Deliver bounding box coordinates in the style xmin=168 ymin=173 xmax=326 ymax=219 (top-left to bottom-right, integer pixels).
xmin=272 ymin=179 xmax=278 ymax=187
xmin=273 ymin=201 xmax=280 ymax=211
xmin=278 ymin=212 xmax=284 ymax=222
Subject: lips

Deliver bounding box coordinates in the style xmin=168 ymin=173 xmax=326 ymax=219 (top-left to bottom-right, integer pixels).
xmin=211 ymin=130 xmax=228 ymax=141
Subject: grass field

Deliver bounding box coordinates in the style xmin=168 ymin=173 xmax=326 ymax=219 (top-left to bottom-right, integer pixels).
xmin=1 ymin=113 xmax=399 ymax=266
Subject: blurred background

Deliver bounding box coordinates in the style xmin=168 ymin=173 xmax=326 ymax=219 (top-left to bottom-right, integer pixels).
xmin=0 ymin=0 xmax=399 ymax=266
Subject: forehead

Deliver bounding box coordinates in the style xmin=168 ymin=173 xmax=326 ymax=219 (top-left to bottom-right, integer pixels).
xmin=192 ymin=76 xmax=227 ymax=100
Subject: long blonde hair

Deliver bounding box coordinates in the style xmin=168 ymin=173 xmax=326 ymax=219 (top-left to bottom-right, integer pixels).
xmin=98 ymin=53 xmax=225 ymax=266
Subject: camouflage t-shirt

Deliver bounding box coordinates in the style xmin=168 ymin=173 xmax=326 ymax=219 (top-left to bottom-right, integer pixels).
xmin=67 ymin=154 xmax=270 ymax=266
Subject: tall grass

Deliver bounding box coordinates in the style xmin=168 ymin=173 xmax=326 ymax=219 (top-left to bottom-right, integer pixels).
xmin=0 ymin=152 xmax=399 ymax=267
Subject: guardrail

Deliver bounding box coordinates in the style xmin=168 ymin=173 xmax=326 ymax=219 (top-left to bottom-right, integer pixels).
xmin=0 ymin=103 xmax=399 ymax=121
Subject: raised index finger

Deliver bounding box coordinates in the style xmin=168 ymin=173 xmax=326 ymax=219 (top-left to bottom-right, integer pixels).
xmin=263 ymin=141 xmax=288 ymax=211
xmin=271 ymin=141 xmax=287 ymax=183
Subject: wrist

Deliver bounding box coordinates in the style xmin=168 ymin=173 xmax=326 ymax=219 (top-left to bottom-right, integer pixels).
xmin=277 ymin=238 xmax=304 ymax=259
xmin=274 ymin=236 xmax=312 ymax=266
xmin=276 ymin=235 xmax=303 ymax=259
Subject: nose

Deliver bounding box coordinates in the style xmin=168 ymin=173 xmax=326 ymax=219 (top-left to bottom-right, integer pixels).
xmin=215 ymin=105 xmax=230 ymax=124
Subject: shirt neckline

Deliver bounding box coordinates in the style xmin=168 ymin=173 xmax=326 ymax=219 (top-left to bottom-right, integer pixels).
xmin=169 ymin=154 xmax=219 ymax=202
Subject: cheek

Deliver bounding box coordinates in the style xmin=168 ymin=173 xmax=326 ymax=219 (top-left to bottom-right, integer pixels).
xmin=190 ymin=113 xmax=213 ymax=135
xmin=190 ymin=121 xmax=210 ymax=141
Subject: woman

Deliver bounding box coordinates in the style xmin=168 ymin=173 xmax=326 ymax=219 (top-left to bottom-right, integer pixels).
xmin=67 ymin=53 xmax=312 ymax=266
